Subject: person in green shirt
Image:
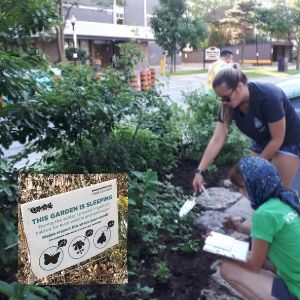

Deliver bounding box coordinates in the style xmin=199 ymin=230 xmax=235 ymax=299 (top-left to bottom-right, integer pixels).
xmin=221 ymin=156 xmax=300 ymax=300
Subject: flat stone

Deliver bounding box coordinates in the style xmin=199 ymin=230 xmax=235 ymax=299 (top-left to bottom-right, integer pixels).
xmin=194 ymin=210 xmax=226 ymax=233
xmin=224 ymin=196 xmax=253 ymax=222
xmin=197 ymin=187 xmax=243 ymax=210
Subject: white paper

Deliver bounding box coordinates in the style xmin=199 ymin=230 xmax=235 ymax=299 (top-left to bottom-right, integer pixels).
xmin=20 ymin=179 xmax=118 ymax=279
xmin=203 ymin=231 xmax=249 ymax=262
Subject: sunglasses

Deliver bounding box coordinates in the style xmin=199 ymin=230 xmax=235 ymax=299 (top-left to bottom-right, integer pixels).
xmin=219 ymin=83 xmax=238 ymax=103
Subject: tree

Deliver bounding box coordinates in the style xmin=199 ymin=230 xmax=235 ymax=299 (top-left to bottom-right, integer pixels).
xmin=0 ymin=0 xmax=58 ymax=281
xmin=188 ymin=0 xmax=236 ymax=18
xmin=221 ymin=0 xmax=255 ymax=64
xmin=188 ymin=0 xmax=237 ymax=47
xmin=289 ymin=0 xmax=300 ymax=69
xmin=151 ymin=0 xmax=208 ymax=72
xmin=0 ymin=0 xmax=58 ymax=103
xmin=255 ymin=0 xmax=300 ymax=69
xmin=55 ymin=0 xmax=79 ymax=62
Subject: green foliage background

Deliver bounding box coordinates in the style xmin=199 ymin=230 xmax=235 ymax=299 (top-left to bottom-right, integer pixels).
xmin=183 ymin=89 xmax=250 ymax=167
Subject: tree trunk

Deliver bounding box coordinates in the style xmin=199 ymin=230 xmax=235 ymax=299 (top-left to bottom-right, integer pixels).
xmin=174 ymin=53 xmax=177 ymax=72
xmin=171 ymin=55 xmax=174 ymax=73
xmin=241 ymin=41 xmax=245 ymax=66
xmin=56 ymin=0 xmax=65 ymax=62
xmin=56 ymin=26 xmax=65 ymax=62
xmin=56 ymin=0 xmax=75 ymax=62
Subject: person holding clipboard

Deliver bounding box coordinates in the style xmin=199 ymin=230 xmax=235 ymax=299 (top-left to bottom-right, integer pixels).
xmin=218 ymin=157 xmax=300 ymax=300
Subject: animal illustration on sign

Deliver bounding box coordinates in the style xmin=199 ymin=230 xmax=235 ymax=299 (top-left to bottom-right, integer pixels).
xmin=97 ymin=232 xmax=106 ymax=244
xmin=85 ymin=229 xmax=93 ymax=237
xmin=107 ymin=220 xmax=114 ymax=228
xmin=44 ymin=252 xmax=60 ymax=265
xmin=73 ymin=240 xmax=85 ymax=254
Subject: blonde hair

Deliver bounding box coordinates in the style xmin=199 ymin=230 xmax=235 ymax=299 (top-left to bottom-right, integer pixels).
xmin=213 ymin=68 xmax=248 ymax=131
xmin=220 ymin=103 xmax=234 ymax=132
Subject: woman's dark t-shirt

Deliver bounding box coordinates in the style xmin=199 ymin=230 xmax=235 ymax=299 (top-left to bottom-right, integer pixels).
xmin=218 ymin=82 xmax=300 ymax=147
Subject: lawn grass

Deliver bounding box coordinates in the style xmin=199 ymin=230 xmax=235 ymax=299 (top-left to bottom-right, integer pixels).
xmin=166 ymin=66 xmax=300 ymax=77
xmin=232 ymin=68 xmax=300 ymax=78
xmin=166 ymin=69 xmax=207 ymax=76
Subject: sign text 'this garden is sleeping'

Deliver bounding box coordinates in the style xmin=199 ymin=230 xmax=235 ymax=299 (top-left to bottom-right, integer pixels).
xmin=20 ymin=179 xmax=118 ymax=279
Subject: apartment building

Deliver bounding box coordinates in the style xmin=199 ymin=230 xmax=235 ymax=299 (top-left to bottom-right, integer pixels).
xmin=39 ymin=0 xmax=167 ymax=66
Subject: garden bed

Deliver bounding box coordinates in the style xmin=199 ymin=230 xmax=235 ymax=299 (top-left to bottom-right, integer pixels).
xmin=56 ymin=159 xmax=233 ymax=299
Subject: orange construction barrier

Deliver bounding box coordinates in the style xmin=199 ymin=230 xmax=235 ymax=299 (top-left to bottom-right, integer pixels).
xmin=147 ymin=69 xmax=151 ymax=89
xmin=129 ymin=74 xmax=139 ymax=91
xmin=149 ymin=68 xmax=156 ymax=87
xmin=95 ymin=72 xmax=102 ymax=79
xmin=140 ymin=70 xmax=148 ymax=91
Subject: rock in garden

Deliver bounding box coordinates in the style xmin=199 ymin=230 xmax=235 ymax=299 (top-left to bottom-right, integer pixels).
xmin=196 ymin=187 xmax=243 ymax=210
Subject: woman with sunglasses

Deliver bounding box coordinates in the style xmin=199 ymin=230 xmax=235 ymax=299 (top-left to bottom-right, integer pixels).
xmin=193 ymin=68 xmax=300 ymax=192
xmin=220 ymin=156 xmax=300 ymax=300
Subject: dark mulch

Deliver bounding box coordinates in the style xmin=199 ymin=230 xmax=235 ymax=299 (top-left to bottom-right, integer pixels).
xmin=171 ymin=157 xmax=233 ymax=194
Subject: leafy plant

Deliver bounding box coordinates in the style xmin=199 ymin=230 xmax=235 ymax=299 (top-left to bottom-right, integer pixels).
xmin=173 ymin=235 xmax=199 ymax=254
xmin=183 ymin=89 xmax=249 ymax=166
xmin=152 ymin=261 xmax=171 ymax=283
xmin=65 ymin=47 xmax=90 ymax=64
xmin=74 ymin=290 xmax=97 ymax=300
xmin=128 ymin=170 xmax=197 ymax=268
xmin=116 ymin=42 xmax=143 ymax=81
xmin=0 ymin=159 xmax=18 ymax=280
xmin=0 ymin=281 xmax=60 ymax=300
xmin=27 ymin=70 xmax=182 ymax=176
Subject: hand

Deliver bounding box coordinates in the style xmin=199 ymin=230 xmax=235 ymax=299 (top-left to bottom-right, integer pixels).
xmin=201 ymin=228 xmax=212 ymax=240
xmin=222 ymin=216 xmax=241 ymax=232
xmin=192 ymin=173 xmax=204 ymax=193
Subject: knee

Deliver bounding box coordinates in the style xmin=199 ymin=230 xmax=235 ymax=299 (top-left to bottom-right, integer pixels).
xmin=219 ymin=260 xmax=236 ymax=282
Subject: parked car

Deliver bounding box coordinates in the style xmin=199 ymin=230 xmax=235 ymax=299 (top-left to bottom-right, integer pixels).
xmin=0 ymin=68 xmax=60 ymax=106
xmin=276 ymin=74 xmax=300 ymax=118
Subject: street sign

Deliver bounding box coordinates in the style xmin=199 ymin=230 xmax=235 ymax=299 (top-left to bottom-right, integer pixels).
xmin=20 ymin=179 xmax=118 ymax=279
xmin=205 ymin=47 xmax=220 ymax=60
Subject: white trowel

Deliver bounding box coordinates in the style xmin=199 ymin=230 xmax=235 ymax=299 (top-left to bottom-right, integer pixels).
xmin=179 ymin=185 xmax=210 ymax=218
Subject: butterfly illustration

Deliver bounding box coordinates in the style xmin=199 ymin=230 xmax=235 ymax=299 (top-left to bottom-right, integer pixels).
xmin=97 ymin=232 xmax=106 ymax=244
xmin=44 ymin=252 xmax=60 ymax=265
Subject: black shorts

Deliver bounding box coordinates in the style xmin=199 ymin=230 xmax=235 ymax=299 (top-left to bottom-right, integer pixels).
xmin=251 ymin=140 xmax=300 ymax=159
xmin=272 ymin=276 xmax=297 ymax=300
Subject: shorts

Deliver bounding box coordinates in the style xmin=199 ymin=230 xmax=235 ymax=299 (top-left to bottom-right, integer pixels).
xmin=272 ymin=276 xmax=297 ymax=300
xmin=251 ymin=141 xmax=300 ymax=159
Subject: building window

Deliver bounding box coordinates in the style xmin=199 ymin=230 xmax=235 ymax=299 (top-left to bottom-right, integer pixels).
xmin=116 ymin=13 xmax=124 ymax=24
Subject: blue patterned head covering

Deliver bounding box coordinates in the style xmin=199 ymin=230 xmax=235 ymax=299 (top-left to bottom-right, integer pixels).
xmin=238 ymin=157 xmax=300 ymax=214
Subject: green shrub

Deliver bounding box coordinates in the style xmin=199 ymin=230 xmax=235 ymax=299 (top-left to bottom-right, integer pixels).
xmin=116 ymin=42 xmax=144 ymax=82
xmin=128 ymin=170 xmax=197 ymax=263
xmin=0 ymin=281 xmax=60 ymax=300
xmin=152 ymin=261 xmax=171 ymax=283
xmin=183 ymin=89 xmax=249 ymax=166
xmin=65 ymin=47 xmax=90 ymax=64
xmin=29 ymin=70 xmax=183 ymax=175
xmin=107 ymin=121 xmax=181 ymax=174
xmin=0 ymin=159 xmax=18 ymax=281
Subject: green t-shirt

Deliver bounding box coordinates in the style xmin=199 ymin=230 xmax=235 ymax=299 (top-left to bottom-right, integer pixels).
xmin=251 ymin=198 xmax=300 ymax=299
